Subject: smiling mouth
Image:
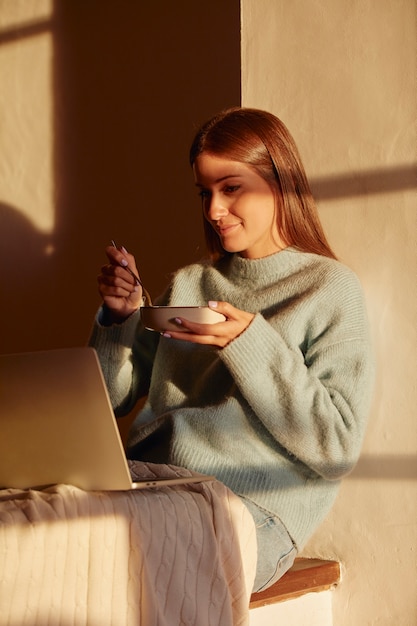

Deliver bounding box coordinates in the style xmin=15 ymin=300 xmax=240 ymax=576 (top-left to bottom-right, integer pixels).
xmin=217 ymin=223 xmax=241 ymax=236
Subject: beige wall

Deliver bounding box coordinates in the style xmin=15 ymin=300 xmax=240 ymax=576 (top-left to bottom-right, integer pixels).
xmin=0 ymin=0 xmax=240 ymax=354
xmin=242 ymin=0 xmax=417 ymax=623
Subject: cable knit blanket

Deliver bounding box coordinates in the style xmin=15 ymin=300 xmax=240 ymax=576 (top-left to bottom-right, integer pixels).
xmin=0 ymin=462 xmax=257 ymax=626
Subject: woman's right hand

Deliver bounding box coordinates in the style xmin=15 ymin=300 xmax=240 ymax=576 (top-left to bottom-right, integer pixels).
xmin=97 ymin=244 xmax=144 ymax=324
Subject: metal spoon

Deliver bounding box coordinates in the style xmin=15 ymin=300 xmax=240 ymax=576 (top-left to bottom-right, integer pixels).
xmin=111 ymin=240 xmax=153 ymax=306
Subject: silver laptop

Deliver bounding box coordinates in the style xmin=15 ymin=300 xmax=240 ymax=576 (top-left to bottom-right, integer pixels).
xmin=0 ymin=347 xmax=213 ymax=491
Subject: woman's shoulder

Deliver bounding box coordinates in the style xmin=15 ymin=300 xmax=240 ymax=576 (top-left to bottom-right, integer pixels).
xmin=172 ymin=258 xmax=213 ymax=280
xmin=299 ymin=250 xmax=362 ymax=289
xmin=281 ymin=251 xmax=366 ymax=317
xmin=292 ymin=252 xmax=370 ymax=341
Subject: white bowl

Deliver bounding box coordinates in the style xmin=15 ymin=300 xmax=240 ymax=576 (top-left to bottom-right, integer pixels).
xmin=140 ymin=306 xmax=226 ymax=332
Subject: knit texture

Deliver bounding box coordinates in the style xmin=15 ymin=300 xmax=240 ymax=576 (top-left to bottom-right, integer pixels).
xmin=89 ymin=248 xmax=374 ymax=549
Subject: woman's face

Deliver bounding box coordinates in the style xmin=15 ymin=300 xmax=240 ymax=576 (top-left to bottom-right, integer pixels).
xmin=193 ymin=153 xmax=285 ymax=259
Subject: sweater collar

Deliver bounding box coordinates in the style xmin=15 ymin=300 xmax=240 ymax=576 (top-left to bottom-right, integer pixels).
xmin=220 ymin=247 xmax=307 ymax=286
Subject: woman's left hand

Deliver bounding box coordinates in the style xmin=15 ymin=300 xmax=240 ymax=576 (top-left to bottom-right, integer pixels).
xmin=162 ymin=301 xmax=255 ymax=348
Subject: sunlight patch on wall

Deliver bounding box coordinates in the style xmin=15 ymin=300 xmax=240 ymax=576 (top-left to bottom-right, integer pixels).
xmin=0 ymin=0 xmax=54 ymax=235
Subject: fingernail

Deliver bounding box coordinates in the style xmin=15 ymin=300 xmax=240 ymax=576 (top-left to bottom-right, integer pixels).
xmin=121 ymin=246 xmax=128 ymax=254
xmin=174 ymin=317 xmax=182 ymax=325
xmin=208 ymin=300 xmax=218 ymax=308
xmin=120 ymin=259 xmax=128 ymax=266
xmin=161 ymin=332 xmax=171 ymax=338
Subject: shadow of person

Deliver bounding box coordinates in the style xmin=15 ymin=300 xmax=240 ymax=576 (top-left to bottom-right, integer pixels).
xmin=0 ymin=201 xmax=62 ymax=353
xmin=1 ymin=201 xmax=53 ymax=271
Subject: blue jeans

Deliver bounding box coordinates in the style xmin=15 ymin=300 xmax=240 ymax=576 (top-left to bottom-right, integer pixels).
xmin=240 ymin=497 xmax=297 ymax=593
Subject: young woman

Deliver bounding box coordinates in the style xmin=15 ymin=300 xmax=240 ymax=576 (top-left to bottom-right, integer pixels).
xmin=89 ymin=107 xmax=374 ymax=592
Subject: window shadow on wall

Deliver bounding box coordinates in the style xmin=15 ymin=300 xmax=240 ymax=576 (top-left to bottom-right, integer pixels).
xmin=348 ymin=454 xmax=417 ymax=480
xmin=311 ymin=164 xmax=417 ymax=200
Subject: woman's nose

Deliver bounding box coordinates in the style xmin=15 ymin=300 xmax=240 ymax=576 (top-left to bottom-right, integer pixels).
xmin=206 ymin=195 xmax=228 ymax=222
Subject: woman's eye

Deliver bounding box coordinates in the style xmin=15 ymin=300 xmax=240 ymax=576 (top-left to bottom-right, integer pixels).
xmin=224 ymin=185 xmax=240 ymax=194
xmin=198 ymin=189 xmax=210 ymax=200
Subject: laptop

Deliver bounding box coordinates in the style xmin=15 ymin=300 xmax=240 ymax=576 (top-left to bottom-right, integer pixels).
xmin=0 ymin=347 xmax=214 ymax=491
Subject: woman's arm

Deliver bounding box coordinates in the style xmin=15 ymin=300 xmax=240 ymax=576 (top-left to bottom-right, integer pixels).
xmin=89 ymin=309 xmax=159 ymax=415
xmin=88 ymin=244 xmax=160 ymax=415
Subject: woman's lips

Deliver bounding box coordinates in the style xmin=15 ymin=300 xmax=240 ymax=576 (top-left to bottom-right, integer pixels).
xmin=217 ymin=223 xmax=241 ymax=236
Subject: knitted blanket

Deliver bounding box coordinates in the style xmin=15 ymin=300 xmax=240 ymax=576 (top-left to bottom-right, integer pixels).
xmin=0 ymin=462 xmax=257 ymax=626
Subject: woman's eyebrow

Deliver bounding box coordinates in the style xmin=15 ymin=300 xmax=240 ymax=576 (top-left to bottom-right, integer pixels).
xmin=195 ymin=174 xmax=243 ymax=187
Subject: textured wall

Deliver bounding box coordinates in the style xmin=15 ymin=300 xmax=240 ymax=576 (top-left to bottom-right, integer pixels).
xmin=241 ymin=1 xmax=417 ymax=624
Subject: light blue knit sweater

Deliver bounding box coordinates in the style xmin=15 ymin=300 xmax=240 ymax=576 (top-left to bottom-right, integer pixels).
xmin=89 ymin=248 xmax=374 ymax=549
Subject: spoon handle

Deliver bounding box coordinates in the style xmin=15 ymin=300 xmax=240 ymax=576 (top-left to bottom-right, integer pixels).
xmin=110 ymin=240 xmax=153 ymax=306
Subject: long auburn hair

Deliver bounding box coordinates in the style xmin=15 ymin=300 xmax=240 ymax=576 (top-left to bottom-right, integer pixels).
xmin=189 ymin=107 xmax=337 ymax=261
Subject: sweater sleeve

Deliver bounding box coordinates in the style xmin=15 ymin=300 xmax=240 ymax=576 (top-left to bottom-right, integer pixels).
xmin=88 ymin=308 xmax=159 ymax=415
xmin=219 ymin=273 xmax=374 ymax=481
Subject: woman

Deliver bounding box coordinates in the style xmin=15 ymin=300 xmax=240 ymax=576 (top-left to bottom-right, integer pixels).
xmin=89 ymin=107 xmax=374 ymax=592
